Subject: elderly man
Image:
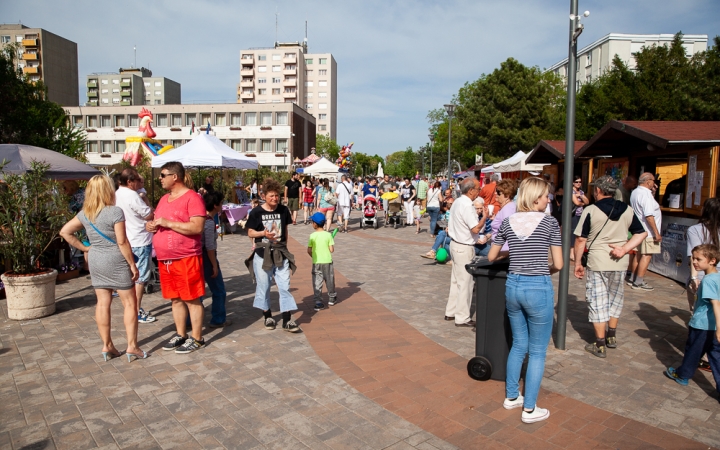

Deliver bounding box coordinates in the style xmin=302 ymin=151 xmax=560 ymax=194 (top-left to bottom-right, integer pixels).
xmin=628 ymin=173 xmax=662 ymax=290
xmin=445 ymin=178 xmax=484 ymax=328
xmin=335 ymin=174 xmax=354 ymax=233
xmin=116 ymin=168 xmax=156 ymax=324
xmin=147 ymin=162 xmax=207 ymax=354
xmin=574 ymin=176 xmax=647 ymax=358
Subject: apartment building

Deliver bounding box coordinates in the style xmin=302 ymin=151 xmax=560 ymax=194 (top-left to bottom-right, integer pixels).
xmin=0 ymin=23 xmax=79 ymax=106
xmin=547 ymin=33 xmax=708 ymax=88
xmin=65 ymin=103 xmax=315 ymax=170
xmin=237 ymin=41 xmax=337 ymax=140
xmin=86 ymin=67 xmax=181 ymax=107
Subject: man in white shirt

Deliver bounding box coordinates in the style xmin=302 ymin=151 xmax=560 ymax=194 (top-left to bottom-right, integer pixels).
xmin=628 ymin=172 xmax=662 ymax=291
xmin=335 ymin=174 xmax=354 ymax=233
xmin=445 ymin=178 xmax=484 ymax=328
xmin=116 ymin=168 xmax=156 ymax=323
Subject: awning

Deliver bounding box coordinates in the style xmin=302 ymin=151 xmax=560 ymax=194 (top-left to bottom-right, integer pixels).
xmin=0 ymin=144 xmax=100 ymax=180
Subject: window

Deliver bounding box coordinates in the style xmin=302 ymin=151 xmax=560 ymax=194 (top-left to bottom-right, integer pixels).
xmin=319 ymin=69 xmax=327 ymax=75
xmin=261 ymin=140 xmax=272 ymax=152
xmin=73 ymin=116 xmax=83 ymax=127
xmin=171 ymin=114 xmax=182 ymax=126
xmin=112 ymin=98 xmax=120 ymax=104
xmin=318 ymin=92 xmax=327 ymax=98
xmin=272 ymin=77 xmax=280 ymax=83
xmin=87 ymin=142 xmax=98 ymax=153
xmin=230 ymin=113 xmax=241 ymax=125
xmin=101 ymin=89 xmax=109 ymax=94
xmin=260 ymin=112 xmax=272 ymax=126
xmin=215 ymin=114 xmax=226 ymax=126
xmin=172 ymin=140 xmax=182 ymax=147
xmin=115 ymin=116 xmax=125 ymax=127
xmin=258 ymin=66 xmax=267 ymax=73
xmin=305 ymin=70 xmax=313 ymax=76
xmin=319 ymin=80 xmax=327 ymax=87
xmin=305 ymin=59 xmax=313 ymax=64
xmin=285 ymin=65 xmax=296 ymax=70
xmin=276 ymin=139 xmax=288 ymax=153
xmin=319 ymin=58 xmax=327 ymax=65
xmin=101 ymin=141 xmax=112 ymax=153
xmin=318 ymin=114 xmax=327 ymax=120
xmin=257 ymin=78 xmax=267 ymax=83
xmin=155 ymin=81 xmax=162 ymax=86
xmin=586 ymin=74 xmax=591 ymax=84
xmin=272 ymin=54 xmax=281 ymax=60
xmin=121 ymin=78 xmax=130 ymax=83
xmin=129 ymin=116 xmax=139 ymax=127
xmin=284 ymin=88 xmax=296 ymax=93
xmin=305 ymin=92 xmax=313 ymax=98
xmin=305 ymin=81 xmax=314 ymax=87
xmin=145 ymin=92 xmax=151 ymax=97
xmin=258 ymin=54 xmax=266 ymax=61
xmin=112 ymin=88 xmax=119 ymax=93
xmin=115 ymin=141 xmax=126 ymax=153
xmin=258 ymin=88 xmax=266 ymax=95
xmin=276 ymin=112 xmax=288 ymax=125
xmin=144 ymin=82 xmax=151 ymax=87
xmin=154 ymin=90 xmax=162 ymax=96
xmin=586 ymin=52 xmax=592 ymax=66
xmin=272 ymin=65 xmax=281 ymax=72
xmin=319 ymin=125 xmax=327 ymax=131
xmin=0 ymin=36 xmax=10 ymax=44
xmin=319 ymin=103 xmax=327 ymax=109
xmin=155 ymin=99 xmax=161 ymax=105
xmin=305 ymin=103 xmax=313 ymax=109
xmin=16 ymin=36 xmax=22 ymax=42
xmin=185 ymin=114 xmax=195 ymax=126
xmin=156 ymin=114 xmax=167 ymax=126
xmin=242 ymin=88 xmax=252 ymax=94
xmin=246 ymin=139 xmax=257 ymax=152
xmin=101 ymin=98 xmax=109 ymax=104
xmin=241 ymin=54 xmax=253 ymax=60
xmin=112 ymin=79 xmax=119 ymax=85
xmin=87 ymin=116 xmax=98 ymax=128
xmin=272 ymin=99 xmax=281 ymax=103
xmin=231 ymin=140 xmax=242 ymax=152
xmin=272 ymin=88 xmax=280 ymax=95
xmin=200 ymin=113 xmax=211 ymax=126
xmin=244 ymin=113 xmax=256 ymax=126
xmin=101 ymin=79 xmax=109 ymax=85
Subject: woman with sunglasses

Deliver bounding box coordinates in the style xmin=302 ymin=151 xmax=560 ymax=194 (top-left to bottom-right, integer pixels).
xmin=570 ymin=176 xmax=590 ymax=253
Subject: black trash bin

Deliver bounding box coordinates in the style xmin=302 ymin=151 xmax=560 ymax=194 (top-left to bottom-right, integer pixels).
xmin=465 ymin=258 xmax=512 ymax=381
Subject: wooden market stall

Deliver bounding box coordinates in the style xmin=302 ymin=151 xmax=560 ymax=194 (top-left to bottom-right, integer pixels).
xmin=525 ymin=140 xmax=588 ymax=190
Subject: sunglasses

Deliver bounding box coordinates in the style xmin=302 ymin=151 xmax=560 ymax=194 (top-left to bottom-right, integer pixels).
xmin=159 ymin=172 xmax=175 ymax=179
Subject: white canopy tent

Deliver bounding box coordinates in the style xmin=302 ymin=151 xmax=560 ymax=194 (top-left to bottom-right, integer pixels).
xmin=151 ymin=134 xmax=258 ymax=169
xmin=298 ymin=157 xmax=340 ymax=178
xmin=482 ymin=150 xmax=547 ymax=174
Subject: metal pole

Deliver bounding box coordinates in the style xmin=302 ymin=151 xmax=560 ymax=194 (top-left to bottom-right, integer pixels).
xmin=429 ymin=133 xmax=435 ymax=177
xmin=556 ymin=0 xmax=580 ymax=350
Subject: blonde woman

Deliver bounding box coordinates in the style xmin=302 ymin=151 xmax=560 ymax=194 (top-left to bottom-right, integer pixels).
xmin=488 ymin=177 xmax=562 ymax=424
xmin=60 ymin=175 xmax=148 ymax=362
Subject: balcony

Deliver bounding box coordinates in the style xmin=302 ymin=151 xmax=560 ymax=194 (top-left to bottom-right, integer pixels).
xmin=23 ymin=66 xmax=40 ymax=74
xmin=120 ymin=91 xmax=131 ymax=97
xmin=240 ymin=78 xmax=254 ymax=87
xmin=22 ymin=39 xmax=37 ymax=47
xmin=87 ymin=91 xmax=98 ymax=98
xmin=121 ymin=100 xmax=131 ymax=106
xmin=87 ymin=80 xmax=97 ymax=88
xmin=120 ymin=81 xmax=131 ymax=87
xmin=283 ymin=78 xmax=296 ymax=87
xmin=22 ymin=53 xmax=38 ymax=61
xmin=282 ymin=91 xmax=297 ymax=99
xmin=87 ymin=100 xmax=98 ymax=106
xmin=241 ymin=55 xmax=254 ymax=63
xmin=283 ymin=68 xmax=297 ymax=76
xmin=240 ymin=92 xmax=254 ymax=100
xmin=283 ymin=55 xmax=297 ymax=63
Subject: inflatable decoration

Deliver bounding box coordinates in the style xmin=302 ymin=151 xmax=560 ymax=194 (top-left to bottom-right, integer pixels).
xmin=122 ymin=107 xmax=174 ymax=166
xmin=336 ymin=142 xmax=354 ymax=172
xmin=436 ymin=248 xmax=449 ymax=264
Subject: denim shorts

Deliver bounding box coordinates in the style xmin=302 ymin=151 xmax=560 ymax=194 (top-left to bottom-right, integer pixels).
xmin=132 ymin=244 xmax=153 ymax=284
xmin=303 ymin=202 xmax=313 ymax=207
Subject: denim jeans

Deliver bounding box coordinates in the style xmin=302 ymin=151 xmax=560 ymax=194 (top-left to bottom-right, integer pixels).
xmin=427 ymin=207 xmax=441 ymax=235
xmin=676 ymin=326 xmax=720 ymax=393
xmin=505 ymin=273 xmax=554 ymax=409
xmin=131 ymin=244 xmax=153 ymax=284
xmin=431 ymin=230 xmax=451 ymax=255
xmin=202 ymin=248 xmax=227 ymax=325
xmin=252 ymin=253 xmax=297 ymax=313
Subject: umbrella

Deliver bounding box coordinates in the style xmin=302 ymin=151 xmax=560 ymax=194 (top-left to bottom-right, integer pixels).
xmin=0 ymin=144 xmax=100 ymax=180
xmin=381 ymin=192 xmax=399 ymax=200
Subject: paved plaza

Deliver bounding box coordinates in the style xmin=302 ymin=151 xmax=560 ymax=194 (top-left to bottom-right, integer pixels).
xmin=1 ymin=215 xmax=719 ymax=449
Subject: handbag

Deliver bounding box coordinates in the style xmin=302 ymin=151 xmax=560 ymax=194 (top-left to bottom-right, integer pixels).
xmin=581 ymin=202 xmax=615 ymax=268
xmin=86 ymin=219 xmax=139 ymax=263
xmin=324 ymin=189 xmax=337 ymax=205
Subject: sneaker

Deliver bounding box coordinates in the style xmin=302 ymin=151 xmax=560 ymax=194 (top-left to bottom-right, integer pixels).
xmin=138 ymin=308 xmax=157 ymax=323
xmin=503 ymin=395 xmax=524 ymax=410
xmin=699 ymin=360 xmax=712 ymax=373
xmin=175 ymin=337 xmax=205 ymax=354
xmin=328 ymin=298 xmax=337 ymax=306
xmin=606 ymin=336 xmax=617 ymax=348
xmin=283 ymin=320 xmax=301 ymax=333
xmin=585 ymin=343 xmax=607 ymax=358
xmin=522 ymin=407 xmax=550 ymax=424
xmin=208 ymin=320 xmax=233 ymax=329
xmin=664 ymin=367 xmax=689 ymax=386
xmin=314 ymin=302 xmax=326 ymax=311
xmin=162 ymin=333 xmax=187 ymax=351
xmin=632 ymin=281 xmax=654 ymax=291
xmin=264 ymin=317 xmax=276 ymax=330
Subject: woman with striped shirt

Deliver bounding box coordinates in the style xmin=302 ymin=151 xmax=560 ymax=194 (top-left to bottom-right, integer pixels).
xmin=488 ymin=177 xmax=563 ymax=424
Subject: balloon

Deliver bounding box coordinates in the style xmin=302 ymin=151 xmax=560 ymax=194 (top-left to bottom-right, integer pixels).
xmin=436 ymin=248 xmax=449 ymax=264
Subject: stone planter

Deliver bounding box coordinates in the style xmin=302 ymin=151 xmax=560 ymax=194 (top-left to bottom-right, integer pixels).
xmin=1 ymin=270 xmax=58 ymax=320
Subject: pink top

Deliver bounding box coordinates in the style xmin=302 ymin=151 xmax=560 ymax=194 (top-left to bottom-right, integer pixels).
xmin=152 ymin=189 xmax=206 ymax=260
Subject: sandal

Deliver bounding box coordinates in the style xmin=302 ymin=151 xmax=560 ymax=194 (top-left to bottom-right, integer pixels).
xmin=421 ymin=251 xmax=436 ymax=259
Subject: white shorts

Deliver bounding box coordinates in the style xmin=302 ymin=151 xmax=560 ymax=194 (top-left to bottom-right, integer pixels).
xmin=337 ymin=205 xmax=351 ymax=220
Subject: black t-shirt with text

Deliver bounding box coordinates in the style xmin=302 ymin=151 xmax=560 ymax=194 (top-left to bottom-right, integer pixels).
xmin=246 ymin=204 xmax=292 ymax=258
xmin=401 ymin=184 xmax=416 ymax=201
xmin=285 ymin=179 xmax=302 ymax=198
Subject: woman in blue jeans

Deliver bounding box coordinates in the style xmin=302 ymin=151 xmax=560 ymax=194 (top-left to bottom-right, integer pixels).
xmin=426 ymin=181 xmax=443 ymax=236
xmin=488 ymin=177 xmax=563 ymax=424
xmin=423 ymin=197 xmax=454 ymax=259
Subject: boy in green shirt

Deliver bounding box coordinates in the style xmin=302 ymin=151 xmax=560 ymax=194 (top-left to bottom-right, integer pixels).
xmin=307 ymin=212 xmax=336 ymax=310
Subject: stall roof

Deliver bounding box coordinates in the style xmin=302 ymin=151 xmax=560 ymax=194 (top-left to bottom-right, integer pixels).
xmin=578 ymin=120 xmax=720 ymax=158
xmin=526 ymin=140 xmax=587 ymax=164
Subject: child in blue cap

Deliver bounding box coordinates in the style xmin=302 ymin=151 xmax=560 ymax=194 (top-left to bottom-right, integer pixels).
xmin=307 ymin=212 xmax=337 ymax=310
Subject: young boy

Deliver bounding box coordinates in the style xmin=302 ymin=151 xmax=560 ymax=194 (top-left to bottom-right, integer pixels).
xmin=307 ymin=212 xmax=337 ymax=310
xmin=202 ymin=192 xmax=230 ymax=328
xmin=665 ymin=244 xmax=720 ymax=392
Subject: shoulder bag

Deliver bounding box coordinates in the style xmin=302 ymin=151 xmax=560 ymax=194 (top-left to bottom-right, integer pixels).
xmin=87 ymin=219 xmax=139 ymax=263
xmin=324 ymin=189 xmax=337 ymax=205
xmin=581 ymin=202 xmax=615 ymax=267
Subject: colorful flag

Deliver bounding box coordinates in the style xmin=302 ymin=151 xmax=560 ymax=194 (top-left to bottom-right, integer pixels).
xmin=190 ymin=121 xmax=195 ymax=135
xmin=206 ymin=121 xmax=211 ymax=134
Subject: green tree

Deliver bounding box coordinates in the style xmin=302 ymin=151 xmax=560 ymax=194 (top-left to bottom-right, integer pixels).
xmin=384 ymin=147 xmax=418 ymax=178
xmin=315 ymin=134 xmax=340 ymax=161
xmin=0 ymin=43 xmax=86 ymax=160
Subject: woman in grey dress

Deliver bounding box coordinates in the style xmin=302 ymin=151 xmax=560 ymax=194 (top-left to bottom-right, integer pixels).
xmin=60 ymin=175 xmax=148 ymax=362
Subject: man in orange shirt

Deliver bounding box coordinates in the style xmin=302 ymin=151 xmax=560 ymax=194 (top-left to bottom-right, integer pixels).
xmin=479 ymin=174 xmax=500 ymax=215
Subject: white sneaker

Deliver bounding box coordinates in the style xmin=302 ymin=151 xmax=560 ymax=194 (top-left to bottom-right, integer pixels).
xmin=522 ymin=407 xmax=550 ymax=424
xmin=503 ymin=395 xmax=524 ymax=410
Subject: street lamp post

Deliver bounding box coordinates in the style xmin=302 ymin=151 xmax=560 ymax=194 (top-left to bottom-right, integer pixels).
xmin=444 ymin=104 xmax=455 ymax=185
xmin=428 ymin=133 xmax=435 ymax=177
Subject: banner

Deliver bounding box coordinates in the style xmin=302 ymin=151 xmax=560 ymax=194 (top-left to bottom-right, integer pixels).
xmin=649 ymin=215 xmax=698 ymax=283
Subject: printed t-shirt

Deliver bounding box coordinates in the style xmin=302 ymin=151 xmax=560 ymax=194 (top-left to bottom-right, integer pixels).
xmin=285 ymin=179 xmax=301 ymax=198
xmin=246 ymin=204 xmax=292 ymax=258
xmin=362 ymin=184 xmax=378 ymax=197
xmin=401 ymin=184 xmax=416 ymax=201
xmin=689 ymin=272 xmax=720 ymax=330
xmin=308 ymin=230 xmax=334 ymax=264
xmin=153 ymin=189 xmax=206 ymax=260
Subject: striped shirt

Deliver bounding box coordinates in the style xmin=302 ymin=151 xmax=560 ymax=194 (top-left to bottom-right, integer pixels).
xmin=494 ymin=212 xmax=562 ymax=276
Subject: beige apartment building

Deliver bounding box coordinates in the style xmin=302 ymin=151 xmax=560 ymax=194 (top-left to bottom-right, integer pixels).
xmin=237 ymin=42 xmax=337 ymax=141
xmin=0 ymin=23 xmax=79 ymax=106
xmin=547 ymin=33 xmax=708 ymax=89
xmin=85 ymin=67 xmax=181 ymax=107
xmin=65 ymin=103 xmax=315 ymax=170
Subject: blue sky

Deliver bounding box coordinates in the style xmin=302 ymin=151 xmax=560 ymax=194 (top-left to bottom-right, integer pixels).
xmin=4 ymin=0 xmax=718 ymax=157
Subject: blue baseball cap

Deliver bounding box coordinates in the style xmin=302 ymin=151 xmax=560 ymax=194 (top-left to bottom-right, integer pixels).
xmin=310 ymin=212 xmax=326 ymax=226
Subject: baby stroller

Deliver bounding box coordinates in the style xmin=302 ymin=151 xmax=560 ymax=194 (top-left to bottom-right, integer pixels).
xmin=144 ymin=253 xmax=161 ymax=294
xmin=385 ymin=199 xmax=405 ymax=228
xmin=359 ymin=195 xmax=379 ymax=229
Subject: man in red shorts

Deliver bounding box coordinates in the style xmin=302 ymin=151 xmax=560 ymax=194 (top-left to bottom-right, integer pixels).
xmin=146 ymin=161 xmax=207 ymax=354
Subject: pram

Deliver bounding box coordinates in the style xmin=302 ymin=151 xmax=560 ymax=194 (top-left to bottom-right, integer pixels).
xmin=385 ymin=199 xmax=405 ymax=228
xmin=144 ymin=254 xmax=161 ymax=294
xmin=359 ymin=195 xmax=379 ymax=229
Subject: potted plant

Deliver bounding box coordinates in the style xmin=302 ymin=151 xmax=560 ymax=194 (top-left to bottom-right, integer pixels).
xmin=0 ymin=162 xmax=70 ymax=320
xmin=56 ymin=261 xmax=80 ymax=282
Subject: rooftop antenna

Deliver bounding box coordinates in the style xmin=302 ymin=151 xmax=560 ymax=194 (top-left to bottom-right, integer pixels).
xmin=133 ymin=45 xmax=136 ymax=68
xmin=275 ymin=9 xmax=279 ymax=46
xmin=304 ymin=20 xmax=308 ymax=52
